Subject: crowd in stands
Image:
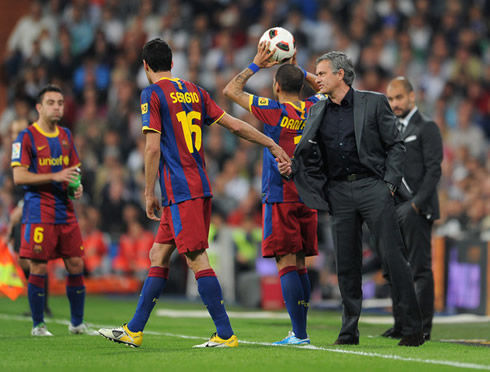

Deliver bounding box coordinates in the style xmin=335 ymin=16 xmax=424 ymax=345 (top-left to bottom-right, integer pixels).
xmin=0 ymin=0 xmax=489 ymax=299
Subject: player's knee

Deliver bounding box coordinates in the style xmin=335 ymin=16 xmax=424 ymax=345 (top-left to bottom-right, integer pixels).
xmin=275 ymin=253 xmax=297 ymax=269
xmin=185 ymin=250 xmax=210 ymax=273
xmin=64 ymin=257 xmax=84 ymax=274
xmin=30 ymin=260 xmax=48 ymax=275
xmin=149 ymin=243 xmax=173 ymax=266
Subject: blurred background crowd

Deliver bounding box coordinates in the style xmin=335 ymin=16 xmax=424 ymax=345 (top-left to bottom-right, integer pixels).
xmin=0 ymin=0 xmax=489 ymax=303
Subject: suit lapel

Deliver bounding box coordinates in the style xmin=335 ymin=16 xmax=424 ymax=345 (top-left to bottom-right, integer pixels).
xmin=402 ymin=110 xmax=420 ymax=139
xmin=353 ymin=89 xmax=366 ymax=151
xmin=295 ymin=100 xmax=326 ymax=154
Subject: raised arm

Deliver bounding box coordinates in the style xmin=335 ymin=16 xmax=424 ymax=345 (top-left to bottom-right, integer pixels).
xmin=223 ymin=41 xmax=278 ymax=110
xmin=222 ymin=68 xmax=254 ymax=110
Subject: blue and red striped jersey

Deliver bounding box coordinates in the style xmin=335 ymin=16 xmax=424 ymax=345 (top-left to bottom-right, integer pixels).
xmin=141 ymin=77 xmax=225 ymax=206
xmin=249 ymin=93 xmax=327 ymax=203
xmin=11 ymin=123 xmax=81 ymax=224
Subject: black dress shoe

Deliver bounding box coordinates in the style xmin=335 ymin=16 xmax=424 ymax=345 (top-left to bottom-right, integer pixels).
xmin=381 ymin=327 xmax=402 ymax=339
xmin=334 ymin=338 xmax=359 ymax=345
xmin=398 ymin=331 xmax=425 ymax=347
xmin=423 ymin=332 xmax=431 ymax=341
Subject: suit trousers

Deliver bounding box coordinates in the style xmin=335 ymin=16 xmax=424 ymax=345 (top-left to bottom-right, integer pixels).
xmin=327 ymin=176 xmax=422 ymax=341
xmin=392 ymin=201 xmax=434 ymax=335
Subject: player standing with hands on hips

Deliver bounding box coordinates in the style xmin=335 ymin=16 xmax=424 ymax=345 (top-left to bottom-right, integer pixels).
xmin=224 ymin=41 xmax=325 ymax=345
xmin=98 ymin=38 xmax=290 ymax=348
xmin=11 ymin=84 xmax=90 ymax=336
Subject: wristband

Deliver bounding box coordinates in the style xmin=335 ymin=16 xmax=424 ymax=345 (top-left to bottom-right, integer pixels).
xmin=248 ymin=63 xmax=260 ymax=73
xmin=300 ymin=66 xmax=307 ymax=78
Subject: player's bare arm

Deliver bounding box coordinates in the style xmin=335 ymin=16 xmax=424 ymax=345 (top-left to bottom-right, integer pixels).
xmin=222 ymin=68 xmax=253 ymax=110
xmin=218 ymin=113 xmax=290 ymax=165
xmin=13 ymin=165 xmax=80 ymax=186
xmin=223 ymin=41 xmax=278 ymax=110
xmin=143 ymin=130 xmax=161 ymax=221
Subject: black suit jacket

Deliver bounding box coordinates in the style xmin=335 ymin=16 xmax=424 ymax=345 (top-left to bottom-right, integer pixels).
xmin=290 ymin=89 xmax=407 ymax=211
xmin=400 ymin=109 xmax=443 ymax=220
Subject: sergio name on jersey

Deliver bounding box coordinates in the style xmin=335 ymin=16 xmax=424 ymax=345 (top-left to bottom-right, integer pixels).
xmin=141 ymin=77 xmax=225 ymax=206
xmin=249 ymin=93 xmax=327 ymax=203
xmin=11 ymin=123 xmax=81 ymax=224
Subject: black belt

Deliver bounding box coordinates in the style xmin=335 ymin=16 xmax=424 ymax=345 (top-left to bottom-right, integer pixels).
xmin=334 ymin=173 xmax=373 ymax=182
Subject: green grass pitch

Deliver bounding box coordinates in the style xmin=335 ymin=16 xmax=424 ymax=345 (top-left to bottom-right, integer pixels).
xmin=0 ymin=295 xmax=489 ymax=371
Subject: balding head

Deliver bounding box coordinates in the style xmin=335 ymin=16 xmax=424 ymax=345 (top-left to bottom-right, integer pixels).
xmin=388 ymin=76 xmax=414 ymax=94
xmin=386 ymin=76 xmax=415 ymax=118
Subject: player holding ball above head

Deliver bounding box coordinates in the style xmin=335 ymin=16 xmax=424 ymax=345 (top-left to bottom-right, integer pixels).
xmin=11 ymin=84 xmax=90 ymax=336
xmin=98 ymin=38 xmax=290 ymax=348
xmin=223 ymin=35 xmax=326 ymax=345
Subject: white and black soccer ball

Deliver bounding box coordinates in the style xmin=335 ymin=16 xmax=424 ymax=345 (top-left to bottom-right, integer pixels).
xmin=259 ymin=27 xmax=296 ymax=63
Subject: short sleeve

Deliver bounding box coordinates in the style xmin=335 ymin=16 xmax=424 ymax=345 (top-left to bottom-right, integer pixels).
xmin=306 ymin=93 xmax=328 ymax=105
xmin=11 ymin=130 xmax=31 ymax=168
xmin=249 ymin=95 xmax=282 ymax=126
xmin=199 ymin=88 xmax=225 ymax=126
xmin=141 ymin=87 xmax=162 ymax=133
xmin=65 ymin=128 xmax=81 ymax=167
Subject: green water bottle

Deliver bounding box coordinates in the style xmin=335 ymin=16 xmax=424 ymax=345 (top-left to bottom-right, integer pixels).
xmin=68 ymin=167 xmax=81 ymax=200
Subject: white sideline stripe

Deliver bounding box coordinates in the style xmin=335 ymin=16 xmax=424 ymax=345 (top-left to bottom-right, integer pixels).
xmin=361 ymin=314 xmax=490 ymax=325
xmin=156 ymin=309 xmax=289 ymax=319
xmin=2 ymin=314 xmax=489 ymax=370
xmin=157 ymin=309 xmax=490 ymax=324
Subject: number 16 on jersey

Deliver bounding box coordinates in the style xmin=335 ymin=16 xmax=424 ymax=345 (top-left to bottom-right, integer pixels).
xmin=176 ymin=111 xmax=202 ymax=153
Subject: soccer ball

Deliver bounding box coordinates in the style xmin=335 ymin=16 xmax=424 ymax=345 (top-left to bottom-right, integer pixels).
xmin=259 ymin=27 xmax=296 ymax=63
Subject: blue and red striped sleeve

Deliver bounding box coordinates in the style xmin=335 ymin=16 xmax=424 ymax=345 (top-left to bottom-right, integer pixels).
xmin=249 ymin=95 xmax=283 ymax=126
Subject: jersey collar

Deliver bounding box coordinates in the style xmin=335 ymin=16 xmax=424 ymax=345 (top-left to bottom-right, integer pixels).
xmin=33 ymin=122 xmax=59 ymax=138
xmin=286 ymin=101 xmax=305 ymax=112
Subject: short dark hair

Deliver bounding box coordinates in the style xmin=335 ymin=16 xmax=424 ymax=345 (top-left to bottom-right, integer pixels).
xmin=37 ymin=84 xmax=63 ymax=103
xmin=142 ymin=38 xmax=172 ymax=72
xmin=275 ymin=64 xmax=304 ymax=94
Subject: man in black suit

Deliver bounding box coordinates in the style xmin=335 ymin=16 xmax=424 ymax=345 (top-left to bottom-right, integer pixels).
xmin=277 ymin=51 xmax=424 ymax=346
xmin=382 ymin=77 xmax=443 ymax=342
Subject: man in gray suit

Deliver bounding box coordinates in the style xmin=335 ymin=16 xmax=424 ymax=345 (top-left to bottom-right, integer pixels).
xmin=277 ymin=51 xmax=424 ymax=346
xmin=382 ymin=77 xmax=443 ymax=341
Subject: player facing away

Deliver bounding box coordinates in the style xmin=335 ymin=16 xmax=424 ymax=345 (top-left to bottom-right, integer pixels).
xmin=11 ymin=84 xmax=89 ymax=336
xmin=223 ymin=42 xmax=326 ymax=345
xmin=98 ymin=38 xmax=290 ymax=348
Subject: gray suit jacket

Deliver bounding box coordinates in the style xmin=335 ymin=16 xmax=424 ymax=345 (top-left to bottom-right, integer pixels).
xmin=401 ymin=109 xmax=443 ymax=220
xmin=290 ymin=89 xmax=407 ymax=211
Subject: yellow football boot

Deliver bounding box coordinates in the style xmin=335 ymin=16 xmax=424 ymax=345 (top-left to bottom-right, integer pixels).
xmin=98 ymin=323 xmax=143 ymax=347
xmin=193 ymin=332 xmax=238 ymax=348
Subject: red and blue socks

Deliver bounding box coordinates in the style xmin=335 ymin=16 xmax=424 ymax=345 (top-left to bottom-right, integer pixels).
xmin=196 ymin=269 xmax=233 ymax=340
xmin=66 ymin=273 xmax=85 ymax=326
xmin=297 ymin=268 xmax=311 ymax=324
xmin=127 ymin=267 xmax=168 ymax=332
xmin=279 ymin=266 xmax=307 ymax=339
xmin=28 ymin=274 xmax=46 ymax=327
